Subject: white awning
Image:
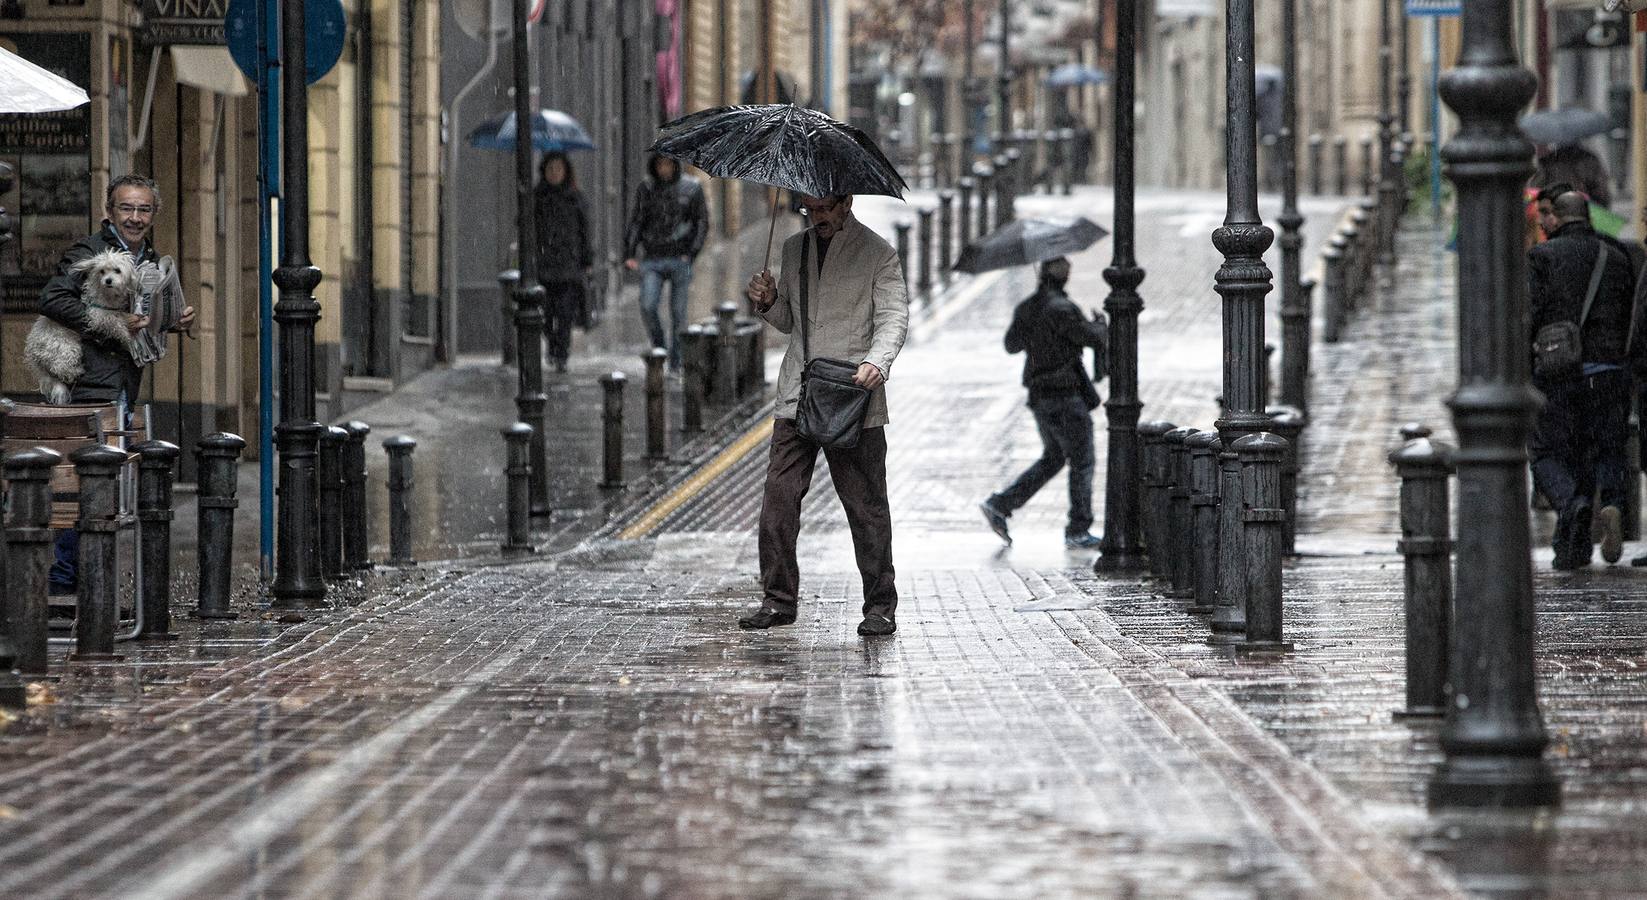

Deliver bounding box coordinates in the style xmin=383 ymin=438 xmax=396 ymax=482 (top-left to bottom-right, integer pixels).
xmin=170 ymin=45 xmax=248 ymax=97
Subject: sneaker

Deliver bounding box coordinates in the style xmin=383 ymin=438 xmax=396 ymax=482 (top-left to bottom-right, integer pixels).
xmin=1064 ymin=532 xmax=1101 ymax=549
xmin=1599 ymin=505 xmax=1623 ymax=564
xmin=979 ymin=500 xmax=1011 ymax=546
xmin=738 ymin=607 xmax=797 ymax=630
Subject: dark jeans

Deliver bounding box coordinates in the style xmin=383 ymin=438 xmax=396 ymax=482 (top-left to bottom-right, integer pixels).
xmin=638 ymin=256 xmax=693 ymax=367
xmin=542 ymin=279 xmax=579 ymax=364
xmin=50 ymin=529 xmax=79 ymax=594
xmin=1531 ymin=369 xmax=1632 ymax=514
xmin=989 ymin=394 xmax=1096 ymax=535
xmin=758 ymin=419 xmax=897 ymax=619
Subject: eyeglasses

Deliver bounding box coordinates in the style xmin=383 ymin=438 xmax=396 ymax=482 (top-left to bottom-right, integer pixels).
xmin=799 ymin=199 xmax=840 ymax=216
xmin=113 ymin=204 xmax=155 ymax=216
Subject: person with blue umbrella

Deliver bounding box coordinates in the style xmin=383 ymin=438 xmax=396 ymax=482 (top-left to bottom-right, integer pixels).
xmin=534 ymin=152 xmax=593 ymax=374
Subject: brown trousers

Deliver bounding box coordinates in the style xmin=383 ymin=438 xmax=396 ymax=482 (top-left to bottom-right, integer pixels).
xmin=758 ymin=418 xmax=898 ymax=618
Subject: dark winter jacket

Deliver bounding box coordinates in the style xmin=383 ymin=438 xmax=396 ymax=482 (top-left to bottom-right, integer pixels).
xmin=534 ymin=181 xmax=593 ymax=283
xmin=1529 ymin=220 xmax=1636 ymax=374
xmin=623 ymin=159 xmax=709 ymax=261
xmin=1004 ymin=282 xmax=1107 ymax=410
xmin=37 ymin=222 xmax=158 ymax=402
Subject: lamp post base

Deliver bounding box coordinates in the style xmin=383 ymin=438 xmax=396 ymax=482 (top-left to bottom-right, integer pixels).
xmin=1429 ymin=757 xmax=1561 ymax=809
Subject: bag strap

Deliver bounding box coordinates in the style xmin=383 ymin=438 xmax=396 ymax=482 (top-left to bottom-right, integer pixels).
xmin=1578 ymin=242 xmax=1608 ymax=329
xmin=799 ymin=233 xmax=811 ymax=364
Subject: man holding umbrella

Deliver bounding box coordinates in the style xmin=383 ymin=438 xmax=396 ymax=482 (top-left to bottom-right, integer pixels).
xmin=978 ymin=257 xmax=1108 ymax=549
xmin=741 ymin=194 xmax=909 ymax=636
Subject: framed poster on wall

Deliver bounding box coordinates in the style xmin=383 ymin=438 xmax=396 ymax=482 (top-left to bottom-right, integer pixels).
xmin=0 ymin=32 xmax=93 ymax=314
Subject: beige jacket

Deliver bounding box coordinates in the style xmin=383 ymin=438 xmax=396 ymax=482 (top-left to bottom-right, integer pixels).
xmin=760 ymin=213 xmax=910 ymax=428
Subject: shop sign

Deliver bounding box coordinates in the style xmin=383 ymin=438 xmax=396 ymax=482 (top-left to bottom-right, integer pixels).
xmin=141 ymin=0 xmax=229 ymax=45
xmin=0 ymin=32 xmax=92 ymax=312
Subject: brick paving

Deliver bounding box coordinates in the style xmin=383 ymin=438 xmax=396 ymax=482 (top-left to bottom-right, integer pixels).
xmin=1 ymin=190 xmax=1644 ymax=898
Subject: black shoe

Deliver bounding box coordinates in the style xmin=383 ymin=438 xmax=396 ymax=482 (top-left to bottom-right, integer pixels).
xmin=738 ymin=607 xmax=797 ymax=630
xmin=980 ymin=500 xmax=1011 ymax=546
xmin=1554 ymin=499 xmax=1592 ymax=570
xmin=856 ymin=613 xmax=896 ymax=636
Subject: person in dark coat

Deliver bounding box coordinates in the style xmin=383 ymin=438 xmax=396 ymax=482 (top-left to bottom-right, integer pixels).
xmin=1528 ymin=190 xmax=1636 ymax=569
xmin=979 ymin=257 xmax=1108 ymax=549
xmin=37 ymin=174 xmax=195 ymax=593
xmin=534 ymin=152 xmax=593 ymax=373
xmin=623 ymin=154 xmax=709 ymax=369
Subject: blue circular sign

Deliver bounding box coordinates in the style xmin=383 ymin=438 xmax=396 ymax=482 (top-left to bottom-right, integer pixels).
xmin=227 ymin=0 xmax=347 ymax=87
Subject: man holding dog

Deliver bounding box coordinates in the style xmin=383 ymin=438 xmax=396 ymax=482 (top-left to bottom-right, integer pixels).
xmin=36 ymin=174 xmax=194 ymax=594
xmin=739 ymin=193 xmax=908 ymax=637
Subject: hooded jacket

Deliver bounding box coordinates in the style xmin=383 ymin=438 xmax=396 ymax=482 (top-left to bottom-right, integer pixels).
xmin=37 ymin=221 xmax=158 ymax=402
xmin=623 ymin=155 xmax=709 ymax=261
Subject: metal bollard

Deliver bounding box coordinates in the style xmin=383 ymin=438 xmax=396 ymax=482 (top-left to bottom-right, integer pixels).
xmin=1308 ymin=134 xmax=1324 ymax=196
xmin=645 ymin=347 xmax=668 ymax=459
xmin=1138 ymin=421 xmax=1175 ymax=580
xmin=0 ymin=636 xmax=22 ymax=708
xmin=196 ymin=433 xmax=245 ymax=619
xmin=1390 ymin=430 xmax=1453 ymax=719
xmin=716 ymin=302 xmax=740 ymax=403
xmin=318 ymin=426 xmax=348 ymax=578
xmin=1341 ymin=218 xmax=1363 ymax=308
xmin=1360 ymin=136 xmax=1375 ymax=196
xmin=4 ymin=448 xmax=60 ymax=674
xmin=682 ymin=324 xmax=706 ymax=434
xmin=1164 ymin=427 xmax=1199 ymax=599
xmin=71 ymin=444 xmax=126 ymax=660
xmin=1266 ymin=406 xmax=1307 ymax=556
xmin=1042 ymin=129 xmax=1060 ymax=193
xmin=957 ymin=177 xmax=975 ymax=250
xmin=1211 ymin=435 xmax=1248 ymax=637
xmin=1286 ymin=278 xmax=1316 ymax=414
xmin=1322 ymin=237 xmax=1348 ymax=343
xmin=937 ymin=191 xmax=955 ymax=278
xmin=916 ymin=206 xmax=935 ymax=296
xmin=134 ymin=440 xmax=181 ymax=639
xmin=498 ymin=269 xmax=520 ymax=366
xmin=1188 ymin=432 xmax=1223 ymax=614
xmin=993 ymin=152 xmax=1014 ymax=231
xmin=383 ymin=436 xmax=417 ymax=567
xmin=1333 ymin=135 xmax=1349 ymax=196
xmin=974 ymin=163 xmax=994 ymax=238
xmin=598 ymin=372 xmax=627 ymax=489
xmin=894 ymin=221 xmax=912 ymax=292
xmin=1235 ymin=433 xmax=1292 ymax=653
xmin=501 ymin=423 xmax=535 ymax=555
xmin=1003 ymin=147 xmax=1023 ymax=220
xmin=343 ymin=421 xmax=372 ymax=571
xmin=1400 ymin=422 xmax=1433 ymax=442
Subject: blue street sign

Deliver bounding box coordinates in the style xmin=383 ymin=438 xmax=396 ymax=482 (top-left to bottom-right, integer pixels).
xmin=1405 ymin=1 xmax=1461 ymax=16
xmin=226 ymin=0 xmax=347 ymax=86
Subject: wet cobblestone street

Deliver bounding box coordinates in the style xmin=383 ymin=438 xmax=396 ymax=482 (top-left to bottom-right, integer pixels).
xmin=3 ymin=190 xmax=1645 ymax=898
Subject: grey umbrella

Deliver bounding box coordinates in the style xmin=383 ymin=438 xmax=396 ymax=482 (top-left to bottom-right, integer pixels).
xmin=953 ymin=216 xmax=1110 ymax=274
xmin=1519 ymin=108 xmax=1612 ymax=146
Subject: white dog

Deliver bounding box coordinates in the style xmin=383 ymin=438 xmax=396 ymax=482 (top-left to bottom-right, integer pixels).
xmin=25 ymin=249 xmax=143 ymax=405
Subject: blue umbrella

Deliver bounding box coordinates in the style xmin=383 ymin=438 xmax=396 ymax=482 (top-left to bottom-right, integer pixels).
xmin=1044 ymin=63 xmax=1108 ymax=88
xmin=468 ymin=108 xmax=596 ymax=152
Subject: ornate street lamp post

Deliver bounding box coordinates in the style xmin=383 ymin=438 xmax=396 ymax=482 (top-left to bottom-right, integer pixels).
xmin=1096 ymin=0 xmax=1145 ymax=573
xmin=271 ymin=0 xmax=326 ymax=607
xmin=997 ymin=0 xmax=1011 ymax=141
xmin=1277 ymin=0 xmax=1308 ymax=415
xmin=513 ymin=0 xmax=551 ymax=516
xmin=1429 ymin=0 xmax=1559 ymax=809
xmin=1212 ymin=0 xmax=1282 ymax=633
xmin=1377 ymin=0 xmax=1399 ymax=265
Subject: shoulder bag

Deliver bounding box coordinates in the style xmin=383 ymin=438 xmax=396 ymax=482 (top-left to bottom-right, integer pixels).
xmin=1532 ymin=243 xmax=1608 ymax=380
xmin=794 ymin=235 xmax=872 ymax=449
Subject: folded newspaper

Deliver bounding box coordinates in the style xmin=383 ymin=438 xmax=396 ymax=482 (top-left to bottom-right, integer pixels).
xmin=131 ymin=256 xmax=185 ymax=367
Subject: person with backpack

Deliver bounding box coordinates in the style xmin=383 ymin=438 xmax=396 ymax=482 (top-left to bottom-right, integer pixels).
xmin=979 ymin=256 xmax=1109 ymax=550
xmin=1528 ymin=189 xmax=1637 ymax=569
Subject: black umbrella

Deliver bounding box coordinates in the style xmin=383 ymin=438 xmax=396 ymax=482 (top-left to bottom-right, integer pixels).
xmin=1520 ymin=108 xmax=1612 ymax=146
xmin=650 ymin=103 xmax=907 ymax=266
xmin=953 ymin=216 xmax=1110 ymax=275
